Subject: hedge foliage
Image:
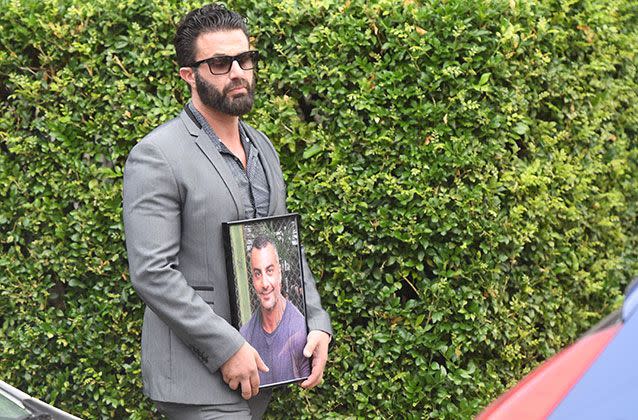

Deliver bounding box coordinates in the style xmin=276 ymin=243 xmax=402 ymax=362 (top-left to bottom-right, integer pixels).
xmin=1 ymin=0 xmax=637 ymax=418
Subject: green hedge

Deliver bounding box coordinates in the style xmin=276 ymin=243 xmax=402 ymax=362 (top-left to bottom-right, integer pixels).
xmin=1 ymin=0 xmax=637 ymax=417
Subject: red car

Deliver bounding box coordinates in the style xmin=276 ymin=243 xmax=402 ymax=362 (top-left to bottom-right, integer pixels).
xmin=478 ymin=279 xmax=638 ymax=419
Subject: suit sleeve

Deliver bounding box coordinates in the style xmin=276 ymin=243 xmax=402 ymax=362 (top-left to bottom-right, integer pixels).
xmin=123 ymin=141 xmax=245 ymax=373
xmin=300 ymin=248 xmax=333 ymax=335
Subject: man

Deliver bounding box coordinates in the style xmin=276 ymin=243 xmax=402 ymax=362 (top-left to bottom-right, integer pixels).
xmin=240 ymin=237 xmax=310 ymax=386
xmin=122 ymin=4 xmax=332 ymax=419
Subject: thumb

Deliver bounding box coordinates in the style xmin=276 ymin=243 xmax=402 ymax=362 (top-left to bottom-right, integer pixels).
xmin=254 ymin=350 xmax=269 ymax=372
xmin=303 ymin=335 xmax=317 ymax=358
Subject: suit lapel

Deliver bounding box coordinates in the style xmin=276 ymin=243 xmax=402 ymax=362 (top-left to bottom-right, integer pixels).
xmin=180 ymin=110 xmax=243 ymax=218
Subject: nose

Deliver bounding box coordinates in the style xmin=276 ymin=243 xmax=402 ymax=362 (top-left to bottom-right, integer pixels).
xmin=228 ymin=59 xmax=246 ymax=78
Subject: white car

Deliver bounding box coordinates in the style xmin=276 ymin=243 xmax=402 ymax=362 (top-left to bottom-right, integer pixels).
xmin=0 ymin=381 xmax=82 ymax=420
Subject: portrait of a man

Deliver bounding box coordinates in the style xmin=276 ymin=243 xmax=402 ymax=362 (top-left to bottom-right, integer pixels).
xmin=239 ymin=236 xmax=310 ymax=386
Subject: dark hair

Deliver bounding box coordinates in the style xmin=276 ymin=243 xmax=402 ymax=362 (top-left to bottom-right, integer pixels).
xmin=174 ymin=4 xmax=249 ymax=67
xmin=251 ymin=236 xmax=275 ymax=252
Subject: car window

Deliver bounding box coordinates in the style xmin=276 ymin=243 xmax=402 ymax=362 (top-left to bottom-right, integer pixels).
xmin=0 ymin=391 xmax=32 ymax=419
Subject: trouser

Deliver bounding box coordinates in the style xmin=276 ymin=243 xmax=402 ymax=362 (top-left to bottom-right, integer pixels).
xmin=155 ymin=389 xmax=272 ymax=420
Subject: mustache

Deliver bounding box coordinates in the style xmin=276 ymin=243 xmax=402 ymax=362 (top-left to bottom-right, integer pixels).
xmin=223 ymin=80 xmax=251 ymax=95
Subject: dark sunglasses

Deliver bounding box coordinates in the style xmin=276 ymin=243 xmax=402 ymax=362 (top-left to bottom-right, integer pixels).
xmin=189 ymin=50 xmax=259 ymax=75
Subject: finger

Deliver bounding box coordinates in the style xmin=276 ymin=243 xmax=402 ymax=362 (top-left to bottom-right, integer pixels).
xmin=313 ymin=352 xmax=327 ymax=368
xmin=300 ymin=369 xmax=322 ymax=389
xmin=303 ymin=335 xmax=318 ymax=358
xmin=250 ymin=370 xmax=260 ymax=397
xmin=228 ymin=378 xmax=239 ymax=391
xmin=255 ymin=351 xmax=270 ymax=373
xmin=300 ymin=374 xmax=316 ymax=388
xmin=240 ymin=378 xmax=252 ymax=400
xmin=301 ymin=350 xmax=327 ymax=389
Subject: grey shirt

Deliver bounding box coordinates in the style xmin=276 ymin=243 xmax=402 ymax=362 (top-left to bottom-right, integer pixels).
xmin=187 ymin=102 xmax=270 ymax=218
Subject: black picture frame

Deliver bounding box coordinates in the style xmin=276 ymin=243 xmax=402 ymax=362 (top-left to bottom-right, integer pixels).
xmin=222 ymin=213 xmax=310 ymax=388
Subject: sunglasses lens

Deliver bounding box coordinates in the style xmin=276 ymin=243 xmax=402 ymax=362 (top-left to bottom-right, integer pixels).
xmin=203 ymin=51 xmax=259 ymax=75
xmin=208 ymin=56 xmax=234 ymax=75
xmin=238 ymin=51 xmax=258 ymax=70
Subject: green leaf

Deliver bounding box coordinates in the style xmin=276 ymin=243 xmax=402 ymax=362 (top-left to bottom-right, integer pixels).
xmin=302 ymin=143 xmax=323 ymax=160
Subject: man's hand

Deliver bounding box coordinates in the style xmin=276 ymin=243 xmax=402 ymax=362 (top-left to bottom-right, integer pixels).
xmin=300 ymin=330 xmax=331 ymax=389
xmin=220 ymin=342 xmax=269 ymax=400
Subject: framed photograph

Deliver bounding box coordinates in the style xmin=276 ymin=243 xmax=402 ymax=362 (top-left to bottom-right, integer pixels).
xmin=222 ymin=213 xmax=310 ymax=388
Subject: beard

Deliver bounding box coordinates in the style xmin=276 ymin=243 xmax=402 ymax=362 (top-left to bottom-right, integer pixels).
xmin=194 ymin=71 xmax=255 ymax=116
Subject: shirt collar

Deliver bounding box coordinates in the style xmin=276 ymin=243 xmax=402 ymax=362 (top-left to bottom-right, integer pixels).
xmin=186 ymin=101 xmax=254 ymax=155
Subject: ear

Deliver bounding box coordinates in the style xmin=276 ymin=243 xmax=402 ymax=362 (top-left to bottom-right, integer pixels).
xmin=179 ymin=66 xmax=196 ymax=90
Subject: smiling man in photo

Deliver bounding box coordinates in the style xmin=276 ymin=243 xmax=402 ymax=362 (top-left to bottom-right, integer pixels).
xmin=240 ymin=236 xmax=310 ymax=386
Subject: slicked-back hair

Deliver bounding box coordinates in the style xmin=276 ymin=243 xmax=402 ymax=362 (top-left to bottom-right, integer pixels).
xmin=174 ymin=3 xmax=249 ymax=68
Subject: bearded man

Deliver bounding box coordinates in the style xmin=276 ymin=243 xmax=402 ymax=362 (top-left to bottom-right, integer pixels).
xmin=122 ymin=4 xmax=332 ymax=419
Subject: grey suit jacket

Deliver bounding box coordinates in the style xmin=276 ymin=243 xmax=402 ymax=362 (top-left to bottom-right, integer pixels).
xmin=123 ymin=109 xmax=332 ymax=404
